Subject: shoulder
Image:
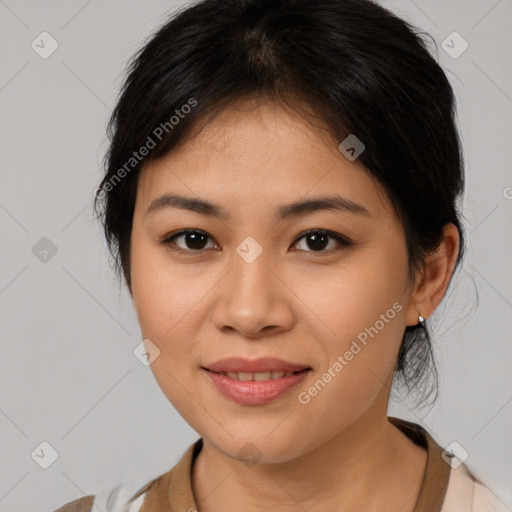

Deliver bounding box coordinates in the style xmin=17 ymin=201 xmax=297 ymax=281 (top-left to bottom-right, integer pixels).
xmin=442 ymin=463 xmax=509 ymax=512
xmin=472 ymin=479 xmax=510 ymax=512
xmin=52 ymin=482 xmax=148 ymax=512
xmin=52 ymin=495 xmax=95 ymax=512
xmin=51 ymin=460 xmax=182 ymax=512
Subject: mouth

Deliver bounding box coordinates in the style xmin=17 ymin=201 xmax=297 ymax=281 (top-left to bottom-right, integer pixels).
xmin=201 ymin=359 xmax=312 ymax=405
xmin=202 ymin=356 xmax=312 ymax=376
xmin=203 ymin=368 xmax=311 ymax=405
xmin=204 ymin=369 xmax=310 ymax=381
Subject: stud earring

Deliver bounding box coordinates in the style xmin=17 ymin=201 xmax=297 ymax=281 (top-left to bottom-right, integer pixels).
xmin=418 ymin=314 xmax=425 ymax=328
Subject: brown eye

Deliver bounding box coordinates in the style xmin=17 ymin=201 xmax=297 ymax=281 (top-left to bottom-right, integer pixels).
xmin=292 ymin=230 xmax=351 ymax=253
xmin=304 ymin=232 xmax=329 ymax=251
xmin=162 ymin=229 xmax=218 ymax=252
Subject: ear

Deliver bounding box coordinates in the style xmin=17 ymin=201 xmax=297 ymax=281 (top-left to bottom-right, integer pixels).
xmin=405 ymin=223 xmax=460 ymax=327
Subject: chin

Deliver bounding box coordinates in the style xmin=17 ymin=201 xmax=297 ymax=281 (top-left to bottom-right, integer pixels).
xmin=205 ymin=428 xmax=306 ymax=465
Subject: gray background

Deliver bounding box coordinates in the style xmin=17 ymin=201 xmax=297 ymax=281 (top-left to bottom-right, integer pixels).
xmin=0 ymin=0 xmax=511 ymax=510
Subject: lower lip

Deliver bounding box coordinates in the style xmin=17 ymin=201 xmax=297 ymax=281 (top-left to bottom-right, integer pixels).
xmin=204 ymin=369 xmax=310 ymax=405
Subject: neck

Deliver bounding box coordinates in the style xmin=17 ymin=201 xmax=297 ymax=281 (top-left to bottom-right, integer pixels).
xmin=191 ymin=409 xmax=427 ymax=512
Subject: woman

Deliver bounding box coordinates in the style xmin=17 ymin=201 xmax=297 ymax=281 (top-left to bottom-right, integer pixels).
xmin=55 ymin=0 xmax=507 ymax=510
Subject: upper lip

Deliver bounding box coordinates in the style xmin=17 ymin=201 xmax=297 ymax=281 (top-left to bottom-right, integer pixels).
xmin=203 ymin=357 xmax=311 ymax=373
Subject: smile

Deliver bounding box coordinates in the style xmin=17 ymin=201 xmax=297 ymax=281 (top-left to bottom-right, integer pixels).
xmin=213 ymin=370 xmax=299 ymax=381
xmin=203 ymin=368 xmax=311 ymax=405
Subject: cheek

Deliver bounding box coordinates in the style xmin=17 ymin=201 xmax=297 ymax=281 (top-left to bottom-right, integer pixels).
xmin=129 ymin=236 xmax=219 ymax=398
xmin=292 ymin=249 xmax=408 ymax=399
xmin=130 ymin=237 xmax=203 ymax=338
xmin=130 ymin=240 xmax=204 ymax=407
xmin=295 ymin=252 xmax=407 ymax=342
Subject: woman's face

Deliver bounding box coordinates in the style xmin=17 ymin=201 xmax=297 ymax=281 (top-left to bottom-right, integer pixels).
xmin=130 ymin=99 xmax=421 ymax=463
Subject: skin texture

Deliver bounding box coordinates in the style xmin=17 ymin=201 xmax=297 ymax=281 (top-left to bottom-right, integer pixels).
xmin=129 ymin=98 xmax=459 ymax=512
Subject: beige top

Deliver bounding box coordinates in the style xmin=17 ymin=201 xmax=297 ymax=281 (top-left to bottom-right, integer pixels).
xmin=53 ymin=416 xmax=509 ymax=512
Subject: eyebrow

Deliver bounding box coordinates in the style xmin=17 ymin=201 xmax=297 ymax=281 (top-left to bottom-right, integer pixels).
xmin=145 ymin=193 xmax=371 ymax=220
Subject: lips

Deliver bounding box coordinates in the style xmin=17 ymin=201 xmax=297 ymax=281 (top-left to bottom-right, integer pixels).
xmin=214 ymin=370 xmax=297 ymax=381
xmin=204 ymin=367 xmax=311 ymax=405
xmin=203 ymin=356 xmax=311 ymax=374
xmin=202 ymin=357 xmax=312 ymax=405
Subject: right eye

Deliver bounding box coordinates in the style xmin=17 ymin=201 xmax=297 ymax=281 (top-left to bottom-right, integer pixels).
xmin=160 ymin=229 xmax=220 ymax=254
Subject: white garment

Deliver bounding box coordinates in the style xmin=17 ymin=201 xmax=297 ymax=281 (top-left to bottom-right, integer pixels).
xmin=441 ymin=464 xmax=510 ymax=512
xmin=92 ymin=482 xmax=146 ymax=512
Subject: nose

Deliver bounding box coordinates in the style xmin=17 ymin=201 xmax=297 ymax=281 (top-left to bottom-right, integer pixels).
xmin=211 ymin=248 xmax=295 ymax=338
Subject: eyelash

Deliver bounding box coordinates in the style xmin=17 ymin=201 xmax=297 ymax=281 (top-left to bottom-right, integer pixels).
xmin=159 ymin=228 xmax=352 ymax=257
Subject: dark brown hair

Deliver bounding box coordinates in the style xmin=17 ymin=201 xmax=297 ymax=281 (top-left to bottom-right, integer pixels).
xmin=95 ymin=0 xmax=466 ymax=407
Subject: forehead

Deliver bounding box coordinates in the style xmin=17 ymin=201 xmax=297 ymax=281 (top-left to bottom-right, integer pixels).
xmin=135 ymin=99 xmax=394 ymax=220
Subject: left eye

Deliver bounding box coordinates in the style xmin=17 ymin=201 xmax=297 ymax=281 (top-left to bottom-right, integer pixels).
xmin=292 ymin=230 xmax=351 ymax=253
